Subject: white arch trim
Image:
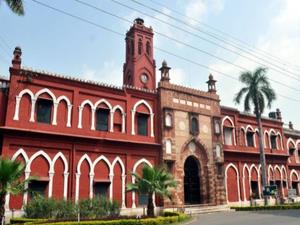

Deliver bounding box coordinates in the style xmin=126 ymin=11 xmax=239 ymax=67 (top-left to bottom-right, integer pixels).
xmin=75 ymin=154 xmax=93 ymax=202
xmin=225 ymin=163 xmax=241 ymax=203
xmin=111 ymin=105 xmax=126 ymax=133
xmin=13 ymin=89 xmax=34 ymax=121
xmin=78 ymin=99 xmax=94 ymax=129
xmin=111 ymin=157 xmax=126 ymax=208
xmin=242 ymin=164 xmax=250 ymax=201
xmin=131 ymin=100 xmax=154 ymax=137
xmin=221 ymin=116 xmax=236 ymax=146
xmin=94 ymin=98 xmax=112 ymax=110
xmin=290 ymin=169 xmax=299 ymax=184
xmin=132 ymin=158 xmax=153 ymax=208
xmin=6 ymin=149 xmax=30 ymax=210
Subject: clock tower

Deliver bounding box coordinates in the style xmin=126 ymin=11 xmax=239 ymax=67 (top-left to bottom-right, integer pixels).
xmin=123 ymin=18 xmax=156 ymax=90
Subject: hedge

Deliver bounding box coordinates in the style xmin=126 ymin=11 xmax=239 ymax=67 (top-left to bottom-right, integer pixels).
xmin=231 ymin=204 xmax=300 ymax=211
xmin=10 ymin=213 xmax=189 ymax=225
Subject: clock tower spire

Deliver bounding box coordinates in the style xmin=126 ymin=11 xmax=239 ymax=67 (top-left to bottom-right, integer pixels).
xmin=123 ymin=18 xmax=156 ymax=90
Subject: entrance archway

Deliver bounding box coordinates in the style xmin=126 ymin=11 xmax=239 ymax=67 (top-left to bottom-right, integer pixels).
xmin=184 ymin=156 xmax=201 ymax=204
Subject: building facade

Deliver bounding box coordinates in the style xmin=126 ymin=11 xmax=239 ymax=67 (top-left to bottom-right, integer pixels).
xmin=1 ymin=19 xmax=161 ymax=216
xmin=0 ymin=18 xmax=300 ymax=217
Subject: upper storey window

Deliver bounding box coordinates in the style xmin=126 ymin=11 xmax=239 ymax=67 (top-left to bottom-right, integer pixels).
xmin=96 ymin=108 xmax=109 ymax=131
xmin=137 ymin=113 xmax=149 ymax=136
xmin=146 ymin=41 xmax=151 ymax=55
xmin=270 ymin=135 xmax=277 ymax=149
xmin=36 ymin=99 xmax=52 ymax=124
xmin=246 ymin=131 xmax=254 ymax=147
xmin=165 ymin=113 xmax=172 ymax=128
xmin=190 ymin=114 xmax=199 ymax=135
xmin=223 ymin=127 xmax=233 ymax=145
xmin=138 ymin=39 xmax=143 ymax=55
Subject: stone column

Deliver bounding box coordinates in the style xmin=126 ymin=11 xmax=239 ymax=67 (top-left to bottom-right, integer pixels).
xmin=13 ymin=96 xmax=21 ymax=120
xmin=91 ymin=108 xmax=96 ymax=130
xmin=48 ymin=172 xmax=55 ymax=198
xmin=110 ymin=111 xmax=114 ymax=132
xmin=122 ymin=113 xmax=126 ymax=133
xmin=121 ymin=175 xmax=126 ymax=208
xmin=67 ymin=105 xmax=72 ymax=127
xmin=52 ymin=102 xmax=59 ymax=125
xmin=89 ymin=174 xmax=94 ymax=199
xmin=109 ymin=174 xmax=114 ymax=201
xmin=29 ymin=98 xmax=37 ymax=122
xmin=63 ymin=172 xmax=69 ymax=200
xmin=77 ymin=106 xmax=83 ymax=128
xmin=131 ymin=110 xmax=135 ymax=135
xmin=150 ymin=113 xmax=154 ymax=137
xmin=75 ymin=173 xmax=80 ymax=203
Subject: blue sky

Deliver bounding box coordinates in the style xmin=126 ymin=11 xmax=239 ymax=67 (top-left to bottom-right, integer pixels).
xmin=1 ymin=0 xmax=299 ymax=127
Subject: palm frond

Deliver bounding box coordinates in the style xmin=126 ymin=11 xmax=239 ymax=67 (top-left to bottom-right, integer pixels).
xmin=4 ymin=0 xmax=24 ymax=15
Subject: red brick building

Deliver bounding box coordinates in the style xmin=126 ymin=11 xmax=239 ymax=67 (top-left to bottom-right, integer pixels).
xmin=0 ymin=18 xmax=299 ymax=217
xmin=0 ymin=19 xmax=161 ymax=216
xmin=222 ymin=107 xmax=300 ymax=205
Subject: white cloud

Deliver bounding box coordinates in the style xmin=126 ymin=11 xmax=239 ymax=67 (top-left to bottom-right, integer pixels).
xmin=208 ymin=0 xmax=300 ymax=126
xmin=184 ymin=0 xmax=224 ymax=24
xmin=81 ymin=61 xmax=123 ymax=86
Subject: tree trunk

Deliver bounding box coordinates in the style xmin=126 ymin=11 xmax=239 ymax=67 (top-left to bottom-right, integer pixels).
xmin=147 ymin=192 xmax=154 ymax=217
xmin=256 ymin=114 xmax=268 ymax=206
xmin=0 ymin=193 xmax=6 ymax=225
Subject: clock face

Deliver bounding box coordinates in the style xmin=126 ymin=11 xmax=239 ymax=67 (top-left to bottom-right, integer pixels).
xmin=141 ymin=73 xmax=149 ymax=84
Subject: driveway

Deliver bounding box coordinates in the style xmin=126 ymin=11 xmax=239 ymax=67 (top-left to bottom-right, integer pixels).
xmin=189 ymin=210 xmax=300 ymax=225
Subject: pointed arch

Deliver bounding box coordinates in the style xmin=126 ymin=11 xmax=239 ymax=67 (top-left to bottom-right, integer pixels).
xmin=13 ymin=89 xmax=34 ymax=121
xmin=57 ymin=95 xmax=71 ymax=105
xmin=221 ymin=116 xmax=235 ymax=127
xmin=51 ymin=152 xmax=68 ymax=173
xmin=112 ymin=156 xmax=125 ymax=176
xmin=35 ymin=88 xmax=57 ymax=102
xmin=242 ymin=164 xmax=250 ymax=201
xmin=78 ymin=99 xmax=94 ymax=129
xmin=77 ymin=154 xmax=93 ymax=175
xmin=131 ymin=100 xmax=154 ymax=137
xmin=94 ymin=99 xmax=112 ymax=110
xmin=92 ymin=155 xmax=112 ymax=175
xmin=225 ymin=163 xmax=240 ymax=203
xmin=26 ymin=150 xmax=52 ymax=173
xmin=221 ymin=116 xmax=236 ymax=145
xmin=11 ymin=148 xmax=29 ymax=162
xmin=290 ymin=169 xmax=299 ymax=184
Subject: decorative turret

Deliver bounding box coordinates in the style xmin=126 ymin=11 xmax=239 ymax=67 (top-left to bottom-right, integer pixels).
xmin=159 ymin=60 xmax=171 ymax=82
xmin=123 ymin=18 xmax=156 ymax=90
xmin=12 ymin=46 xmax=22 ymax=69
xmin=289 ymin=121 xmax=294 ymax=130
xmin=206 ymin=74 xmax=217 ymax=93
xmin=276 ymin=108 xmax=282 ymax=121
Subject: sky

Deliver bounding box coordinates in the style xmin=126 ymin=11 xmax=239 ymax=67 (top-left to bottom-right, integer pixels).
xmin=0 ymin=0 xmax=300 ymax=128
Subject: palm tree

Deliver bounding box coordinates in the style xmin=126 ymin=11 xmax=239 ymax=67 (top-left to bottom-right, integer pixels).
xmin=2 ymin=0 xmax=24 ymax=15
xmin=0 ymin=157 xmax=29 ymax=225
xmin=127 ymin=164 xmax=177 ymax=217
xmin=234 ymin=67 xmax=276 ymax=205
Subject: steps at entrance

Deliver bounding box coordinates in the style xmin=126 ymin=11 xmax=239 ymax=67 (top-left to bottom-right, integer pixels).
xmin=184 ymin=204 xmax=231 ymax=215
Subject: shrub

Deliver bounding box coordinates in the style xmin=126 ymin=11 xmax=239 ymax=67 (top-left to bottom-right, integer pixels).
xmin=24 ymin=195 xmax=57 ymax=219
xmin=231 ymin=204 xmax=300 ymax=211
xmin=78 ymin=197 xmax=120 ymax=219
xmin=23 ymin=196 xmax=120 ymax=220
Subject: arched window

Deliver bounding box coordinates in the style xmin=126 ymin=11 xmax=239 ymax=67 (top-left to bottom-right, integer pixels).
xmin=36 ymin=98 xmax=53 ymax=124
xmin=131 ymin=40 xmax=134 ymax=56
xmin=270 ymin=134 xmax=277 ymax=149
xmin=246 ymin=131 xmax=254 ymax=147
xmin=165 ymin=113 xmax=172 ymax=127
xmin=190 ymin=116 xmax=199 ymax=135
xmin=165 ymin=139 xmax=172 ymax=154
xmin=96 ymin=108 xmax=110 ymax=131
xmin=137 ymin=113 xmax=149 ymax=136
xmin=138 ymin=39 xmax=143 ymax=55
xmin=146 ymin=41 xmax=151 ymax=55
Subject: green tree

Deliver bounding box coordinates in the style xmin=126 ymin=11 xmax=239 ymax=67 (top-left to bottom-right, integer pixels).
xmin=234 ymin=67 xmax=276 ymax=205
xmin=127 ymin=165 xmax=177 ymax=217
xmin=2 ymin=0 xmax=24 ymax=15
xmin=0 ymin=157 xmax=30 ymax=224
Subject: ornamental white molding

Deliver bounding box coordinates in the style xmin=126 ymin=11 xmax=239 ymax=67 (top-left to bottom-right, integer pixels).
xmin=14 ymin=88 xmax=72 ymax=127
xmin=225 ymin=163 xmax=241 ymax=203
xmin=131 ymin=158 xmax=153 ymax=208
xmin=131 ymin=100 xmax=154 ymax=137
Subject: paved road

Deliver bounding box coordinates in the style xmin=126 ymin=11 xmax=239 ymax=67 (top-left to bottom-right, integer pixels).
xmin=189 ymin=210 xmax=300 ymax=225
